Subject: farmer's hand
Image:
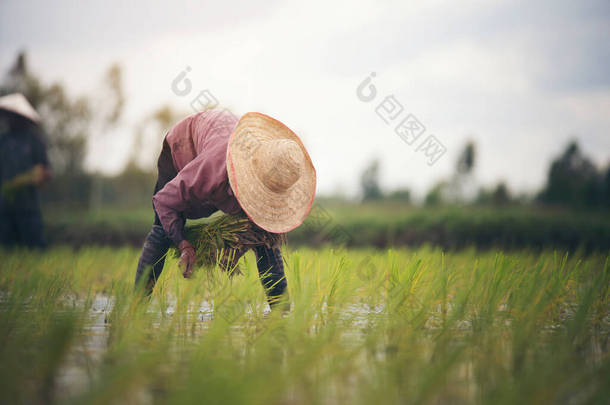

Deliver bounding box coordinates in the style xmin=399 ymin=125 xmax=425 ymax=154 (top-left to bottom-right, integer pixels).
xmin=1 ymin=164 xmax=51 ymax=201
xmin=178 ymin=240 xmax=196 ymax=278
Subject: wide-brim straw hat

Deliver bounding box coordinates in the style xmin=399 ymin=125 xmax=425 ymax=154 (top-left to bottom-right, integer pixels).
xmin=227 ymin=112 xmax=316 ymax=233
xmin=0 ymin=93 xmax=41 ymax=123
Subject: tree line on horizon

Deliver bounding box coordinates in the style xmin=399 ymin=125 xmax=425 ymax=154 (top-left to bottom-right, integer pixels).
xmin=359 ymin=139 xmax=610 ymax=209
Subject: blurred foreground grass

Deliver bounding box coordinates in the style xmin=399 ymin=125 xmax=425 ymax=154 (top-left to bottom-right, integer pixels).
xmin=0 ymin=246 xmax=608 ymax=404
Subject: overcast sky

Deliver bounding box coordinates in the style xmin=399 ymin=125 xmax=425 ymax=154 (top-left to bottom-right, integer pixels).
xmin=1 ymin=0 xmax=609 ymax=198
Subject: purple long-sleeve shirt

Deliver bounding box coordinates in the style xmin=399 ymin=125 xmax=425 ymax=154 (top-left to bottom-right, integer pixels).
xmin=152 ymin=110 xmax=242 ymax=245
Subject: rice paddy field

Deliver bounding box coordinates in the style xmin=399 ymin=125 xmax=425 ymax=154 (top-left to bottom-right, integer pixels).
xmin=1 ymin=246 xmax=608 ymax=404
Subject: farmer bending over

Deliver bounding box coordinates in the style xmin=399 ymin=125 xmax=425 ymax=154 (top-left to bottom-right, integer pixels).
xmin=135 ymin=110 xmax=316 ymax=310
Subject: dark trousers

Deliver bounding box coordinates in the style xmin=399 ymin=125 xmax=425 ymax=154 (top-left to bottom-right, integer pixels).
xmin=134 ymin=139 xmax=288 ymax=308
xmin=0 ymin=208 xmax=46 ymax=248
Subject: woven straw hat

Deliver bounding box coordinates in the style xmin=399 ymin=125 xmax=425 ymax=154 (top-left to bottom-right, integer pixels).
xmin=0 ymin=93 xmax=41 ymax=123
xmin=227 ymin=112 xmax=316 ymax=233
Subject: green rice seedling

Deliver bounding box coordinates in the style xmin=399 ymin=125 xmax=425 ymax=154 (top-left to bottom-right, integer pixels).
xmin=170 ymin=214 xmax=285 ymax=274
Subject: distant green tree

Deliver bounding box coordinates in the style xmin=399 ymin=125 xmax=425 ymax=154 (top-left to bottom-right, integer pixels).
xmin=360 ymin=159 xmax=383 ymax=201
xmin=129 ymin=104 xmax=186 ymax=171
xmin=387 ymin=188 xmax=411 ymax=203
xmin=492 ymin=182 xmax=510 ymax=205
xmin=476 ymin=182 xmax=512 ymax=206
xmin=456 ymin=141 xmax=476 ymax=176
xmin=603 ymin=164 xmax=610 ymax=208
xmin=475 ymin=188 xmax=490 ymax=205
xmin=539 ymin=140 xmax=604 ymax=207
xmin=448 ymin=140 xmax=477 ymax=202
xmin=424 ymin=181 xmax=448 ymax=206
xmin=98 ymin=64 xmax=125 ymax=130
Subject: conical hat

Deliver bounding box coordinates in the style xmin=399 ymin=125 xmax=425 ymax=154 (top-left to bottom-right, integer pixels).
xmin=0 ymin=93 xmax=40 ymax=123
xmin=226 ymin=112 xmax=316 ymax=233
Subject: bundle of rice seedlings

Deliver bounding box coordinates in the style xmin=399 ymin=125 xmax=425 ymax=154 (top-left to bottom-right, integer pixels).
xmin=171 ymin=213 xmax=285 ymax=275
